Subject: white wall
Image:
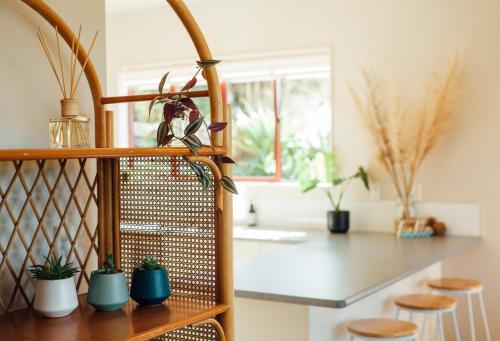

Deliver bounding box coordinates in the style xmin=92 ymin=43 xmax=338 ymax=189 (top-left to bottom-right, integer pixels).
xmin=0 ymin=0 xmax=106 ymax=148
xmin=106 ymin=0 xmax=500 ymax=338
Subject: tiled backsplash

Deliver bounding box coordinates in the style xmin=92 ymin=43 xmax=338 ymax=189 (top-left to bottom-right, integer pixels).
xmin=234 ymin=182 xmax=481 ymax=236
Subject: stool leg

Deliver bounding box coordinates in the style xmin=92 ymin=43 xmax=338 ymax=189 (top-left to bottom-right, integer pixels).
xmin=467 ymin=293 xmax=477 ymax=341
xmin=420 ymin=314 xmax=427 ymax=341
xmin=395 ymin=307 xmax=401 ymax=319
xmin=349 ymin=336 xmax=355 ymax=341
xmin=451 ymin=310 xmax=461 ymax=341
xmin=437 ymin=312 xmax=445 ymax=341
xmin=409 ymin=311 xmax=413 ymax=322
xmin=478 ymin=291 xmax=491 ymax=341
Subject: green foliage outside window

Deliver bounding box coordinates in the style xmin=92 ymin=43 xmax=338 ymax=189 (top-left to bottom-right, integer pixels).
xmin=128 ymin=74 xmax=331 ymax=182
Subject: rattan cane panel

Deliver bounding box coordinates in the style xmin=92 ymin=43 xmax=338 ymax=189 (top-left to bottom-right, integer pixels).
xmin=154 ymin=323 xmax=218 ymax=340
xmin=0 ymin=159 xmax=99 ymax=313
xmin=120 ymin=157 xmax=216 ymax=302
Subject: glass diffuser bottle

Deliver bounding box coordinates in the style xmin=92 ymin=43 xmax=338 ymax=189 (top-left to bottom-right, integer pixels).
xmin=49 ymin=99 xmax=90 ymax=148
xmin=37 ymin=25 xmax=99 ymax=149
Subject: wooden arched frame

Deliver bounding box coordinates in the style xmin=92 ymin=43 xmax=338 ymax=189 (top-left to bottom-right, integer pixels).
xmin=20 ymin=0 xmax=224 ymax=147
xmin=17 ymin=1 xmax=233 ymax=340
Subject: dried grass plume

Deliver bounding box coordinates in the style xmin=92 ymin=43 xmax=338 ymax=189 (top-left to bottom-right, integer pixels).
xmin=349 ymin=55 xmax=462 ymax=219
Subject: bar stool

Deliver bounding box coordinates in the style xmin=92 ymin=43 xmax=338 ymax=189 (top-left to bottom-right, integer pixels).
xmin=394 ymin=294 xmax=460 ymax=341
xmin=428 ymin=278 xmax=491 ymax=341
xmin=348 ymin=318 xmax=418 ymax=341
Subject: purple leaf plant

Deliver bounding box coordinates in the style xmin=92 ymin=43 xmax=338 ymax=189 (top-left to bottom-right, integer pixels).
xmin=149 ymin=61 xmax=237 ymax=194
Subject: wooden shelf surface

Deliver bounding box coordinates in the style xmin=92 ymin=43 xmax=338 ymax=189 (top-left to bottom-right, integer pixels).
xmin=101 ymin=90 xmax=209 ymax=104
xmin=0 ymin=146 xmax=226 ymax=161
xmin=0 ymin=295 xmax=229 ymax=341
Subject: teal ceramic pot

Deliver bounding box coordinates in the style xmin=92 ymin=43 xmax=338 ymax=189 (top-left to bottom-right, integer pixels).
xmin=130 ymin=268 xmax=171 ymax=305
xmin=87 ymin=270 xmax=129 ymax=311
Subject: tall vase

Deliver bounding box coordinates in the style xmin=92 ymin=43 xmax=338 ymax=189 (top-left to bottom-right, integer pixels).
xmin=394 ymin=196 xmax=416 ymax=234
xmin=396 ymin=198 xmax=415 ymax=220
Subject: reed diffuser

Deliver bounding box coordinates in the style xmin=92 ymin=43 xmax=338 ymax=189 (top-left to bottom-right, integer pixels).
xmin=37 ymin=26 xmax=99 ymax=148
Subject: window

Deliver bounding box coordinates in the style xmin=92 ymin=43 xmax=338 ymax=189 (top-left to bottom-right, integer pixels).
xmin=120 ymin=53 xmax=331 ymax=181
xmin=229 ymin=73 xmax=331 ymax=181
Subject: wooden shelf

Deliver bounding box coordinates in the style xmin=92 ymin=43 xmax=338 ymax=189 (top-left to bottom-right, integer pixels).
xmin=0 ymin=295 xmax=229 ymax=341
xmin=101 ymin=90 xmax=209 ymax=104
xmin=0 ymin=146 xmax=227 ymax=161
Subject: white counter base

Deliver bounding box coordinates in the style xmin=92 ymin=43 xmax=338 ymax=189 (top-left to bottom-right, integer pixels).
xmin=236 ymin=263 xmax=441 ymax=341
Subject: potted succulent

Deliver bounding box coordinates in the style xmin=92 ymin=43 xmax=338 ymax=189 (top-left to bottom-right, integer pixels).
xmin=29 ymin=255 xmax=79 ymax=318
xmin=300 ymin=151 xmax=370 ymax=233
xmin=130 ymin=256 xmax=171 ymax=306
xmin=87 ymin=254 xmax=129 ymax=311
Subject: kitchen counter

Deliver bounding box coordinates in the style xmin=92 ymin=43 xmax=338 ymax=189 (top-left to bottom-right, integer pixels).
xmin=234 ymin=231 xmax=480 ymax=308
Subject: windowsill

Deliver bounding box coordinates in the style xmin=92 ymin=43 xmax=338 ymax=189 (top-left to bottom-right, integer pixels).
xmin=235 ymin=180 xmax=332 ymax=189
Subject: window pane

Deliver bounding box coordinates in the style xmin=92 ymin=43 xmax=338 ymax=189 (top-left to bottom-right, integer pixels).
xmin=130 ymin=88 xmax=159 ymax=147
xmin=229 ymin=81 xmax=276 ymax=177
xmin=280 ymin=77 xmax=331 ymax=180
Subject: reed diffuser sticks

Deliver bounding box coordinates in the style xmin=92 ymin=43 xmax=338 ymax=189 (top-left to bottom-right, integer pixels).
xmin=37 ymin=25 xmax=99 ymax=100
xmin=39 ymin=25 xmax=99 ymax=149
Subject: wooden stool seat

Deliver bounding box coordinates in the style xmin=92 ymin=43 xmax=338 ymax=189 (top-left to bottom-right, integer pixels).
xmin=428 ymin=277 xmax=483 ymax=292
xmin=395 ymin=294 xmax=456 ymax=310
xmin=427 ymin=277 xmax=491 ymax=341
xmin=348 ymin=318 xmax=418 ymax=338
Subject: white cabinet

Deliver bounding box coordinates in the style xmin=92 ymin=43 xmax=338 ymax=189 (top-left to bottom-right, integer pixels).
xmin=234 ymin=238 xmax=308 ymax=341
xmin=234 ymin=239 xmax=290 ymax=261
xmin=234 ymin=240 xmax=261 ymax=261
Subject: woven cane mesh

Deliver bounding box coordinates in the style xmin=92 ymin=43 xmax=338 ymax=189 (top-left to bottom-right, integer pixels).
xmin=153 ymin=324 xmax=218 ymax=340
xmin=0 ymin=159 xmax=98 ymax=313
xmin=120 ymin=156 xmax=216 ymax=302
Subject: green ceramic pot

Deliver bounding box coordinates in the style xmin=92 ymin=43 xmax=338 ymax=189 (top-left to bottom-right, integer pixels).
xmin=130 ymin=268 xmax=171 ymax=306
xmin=87 ymin=270 xmax=129 ymax=311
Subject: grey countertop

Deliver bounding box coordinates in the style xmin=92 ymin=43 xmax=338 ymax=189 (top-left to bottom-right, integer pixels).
xmin=234 ymin=231 xmax=480 ymax=308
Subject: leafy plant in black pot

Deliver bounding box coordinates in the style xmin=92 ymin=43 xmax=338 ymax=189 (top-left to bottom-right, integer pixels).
xmin=87 ymin=254 xmax=129 ymax=311
xmin=300 ymin=151 xmax=370 ymax=233
xmin=130 ymin=256 xmax=171 ymax=306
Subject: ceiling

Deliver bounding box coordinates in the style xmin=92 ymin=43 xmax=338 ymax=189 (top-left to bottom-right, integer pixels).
xmin=106 ymin=0 xmax=206 ymax=13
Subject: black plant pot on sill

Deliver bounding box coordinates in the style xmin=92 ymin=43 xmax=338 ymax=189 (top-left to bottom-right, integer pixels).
xmin=327 ymin=210 xmax=350 ymax=233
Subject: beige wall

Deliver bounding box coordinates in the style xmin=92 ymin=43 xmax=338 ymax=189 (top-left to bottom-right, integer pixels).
xmin=106 ymin=0 xmax=500 ymax=337
xmin=0 ymin=0 xmax=106 ymax=148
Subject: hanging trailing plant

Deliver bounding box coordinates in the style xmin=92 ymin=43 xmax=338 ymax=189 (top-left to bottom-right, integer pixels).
xmin=149 ymin=60 xmax=237 ymax=194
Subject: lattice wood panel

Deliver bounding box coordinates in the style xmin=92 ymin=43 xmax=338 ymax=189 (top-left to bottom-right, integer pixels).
xmin=0 ymin=159 xmax=98 ymax=313
xmin=120 ymin=156 xmax=217 ymax=302
xmin=154 ymin=323 xmax=218 ymax=340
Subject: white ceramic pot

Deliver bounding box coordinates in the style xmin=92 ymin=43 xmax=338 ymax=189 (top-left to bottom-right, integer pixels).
xmin=33 ymin=277 xmax=79 ymax=318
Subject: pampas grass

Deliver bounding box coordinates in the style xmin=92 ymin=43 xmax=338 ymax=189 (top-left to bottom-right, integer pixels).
xmin=349 ymin=56 xmax=461 ymax=219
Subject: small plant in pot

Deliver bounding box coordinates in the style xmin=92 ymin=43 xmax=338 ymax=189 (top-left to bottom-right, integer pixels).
xmin=87 ymin=254 xmax=129 ymax=312
xmin=130 ymin=256 xmax=171 ymax=306
xmin=29 ymin=255 xmax=79 ymax=318
xmin=300 ymin=151 xmax=370 ymax=233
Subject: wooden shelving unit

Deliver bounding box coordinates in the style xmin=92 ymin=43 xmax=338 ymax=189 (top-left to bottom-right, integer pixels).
xmin=0 ymin=295 xmax=229 ymax=341
xmin=0 ymin=0 xmax=234 ymax=340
